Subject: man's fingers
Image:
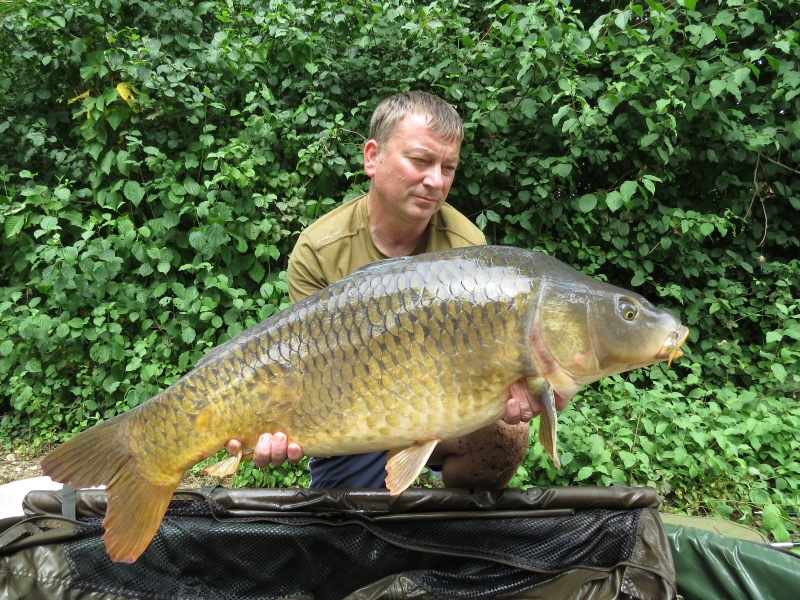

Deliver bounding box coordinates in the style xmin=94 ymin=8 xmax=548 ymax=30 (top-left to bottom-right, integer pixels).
xmin=287 ymin=443 xmax=303 ymax=465
xmin=516 ymin=386 xmax=536 ymax=421
xmin=249 ymin=432 xmax=306 ymax=467
xmin=225 ymin=438 xmax=243 ymax=455
xmin=503 ymin=379 xmax=540 ymax=424
xmin=270 ymin=432 xmax=289 ymax=466
xmin=503 ymin=398 xmax=522 ymax=425
xmin=252 ymin=433 xmax=274 ymax=468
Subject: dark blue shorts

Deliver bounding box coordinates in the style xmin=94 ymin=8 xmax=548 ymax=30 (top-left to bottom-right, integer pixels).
xmin=309 ymin=451 xmax=389 ymax=489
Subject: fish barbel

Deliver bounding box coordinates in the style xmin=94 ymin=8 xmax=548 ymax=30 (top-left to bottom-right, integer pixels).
xmin=42 ymin=246 xmax=689 ymax=562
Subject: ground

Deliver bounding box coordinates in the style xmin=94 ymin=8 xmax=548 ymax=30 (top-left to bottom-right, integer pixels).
xmin=1 ymin=449 xmax=43 ymax=485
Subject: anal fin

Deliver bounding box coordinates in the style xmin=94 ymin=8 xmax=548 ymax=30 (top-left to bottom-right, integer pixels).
xmin=537 ymin=382 xmax=562 ymax=469
xmin=385 ymin=439 xmax=440 ymax=495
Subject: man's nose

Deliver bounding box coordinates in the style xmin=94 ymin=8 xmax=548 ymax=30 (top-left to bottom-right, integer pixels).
xmin=422 ymin=164 xmax=445 ymax=190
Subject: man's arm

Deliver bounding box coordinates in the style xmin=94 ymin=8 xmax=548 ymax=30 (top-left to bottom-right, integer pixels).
xmin=287 ymin=233 xmax=328 ymax=304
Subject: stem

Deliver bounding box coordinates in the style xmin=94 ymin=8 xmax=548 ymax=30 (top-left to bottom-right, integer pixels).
xmin=759 ymin=153 xmax=800 ymax=176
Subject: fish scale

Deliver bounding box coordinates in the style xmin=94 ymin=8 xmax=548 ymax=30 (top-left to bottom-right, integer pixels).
xmin=42 ymin=245 xmax=688 ymax=562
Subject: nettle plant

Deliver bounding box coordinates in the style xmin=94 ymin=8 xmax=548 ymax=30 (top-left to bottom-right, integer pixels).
xmin=1 ymin=0 xmax=798 ymax=541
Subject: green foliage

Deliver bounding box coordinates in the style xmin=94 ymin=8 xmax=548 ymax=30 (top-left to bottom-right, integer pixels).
xmin=1 ymin=0 xmax=798 ymax=541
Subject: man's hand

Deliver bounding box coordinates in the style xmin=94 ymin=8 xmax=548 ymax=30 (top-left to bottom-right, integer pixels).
xmin=502 ymin=378 xmax=570 ymax=425
xmin=502 ymin=378 xmax=538 ymax=425
xmin=225 ymin=433 xmax=304 ymax=468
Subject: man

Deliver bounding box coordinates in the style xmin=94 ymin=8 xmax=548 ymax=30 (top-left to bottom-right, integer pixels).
xmin=227 ymin=91 xmax=547 ymax=489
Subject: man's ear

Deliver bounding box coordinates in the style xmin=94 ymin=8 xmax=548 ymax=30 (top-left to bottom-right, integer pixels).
xmin=363 ymin=139 xmax=379 ymax=177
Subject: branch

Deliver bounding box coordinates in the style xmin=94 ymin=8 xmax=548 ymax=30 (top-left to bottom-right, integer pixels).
xmin=758 ymin=153 xmax=800 ymax=176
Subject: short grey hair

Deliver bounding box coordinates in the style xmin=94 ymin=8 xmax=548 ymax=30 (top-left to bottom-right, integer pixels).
xmin=369 ymin=91 xmax=463 ymax=152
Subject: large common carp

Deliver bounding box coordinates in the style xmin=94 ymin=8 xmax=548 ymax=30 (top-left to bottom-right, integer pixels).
xmin=42 ymin=246 xmax=688 ymax=562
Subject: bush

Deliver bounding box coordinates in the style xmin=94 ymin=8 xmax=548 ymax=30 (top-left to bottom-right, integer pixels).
xmin=1 ymin=0 xmax=798 ymax=540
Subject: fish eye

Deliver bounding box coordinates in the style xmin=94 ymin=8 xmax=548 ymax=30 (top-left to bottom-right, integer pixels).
xmin=619 ymin=300 xmax=638 ymax=321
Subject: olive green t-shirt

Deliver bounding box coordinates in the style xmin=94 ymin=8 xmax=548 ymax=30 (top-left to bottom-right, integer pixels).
xmin=287 ymin=194 xmax=486 ymax=303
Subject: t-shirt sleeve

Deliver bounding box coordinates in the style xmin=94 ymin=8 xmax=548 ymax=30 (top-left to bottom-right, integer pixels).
xmin=287 ymin=233 xmax=328 ymax=303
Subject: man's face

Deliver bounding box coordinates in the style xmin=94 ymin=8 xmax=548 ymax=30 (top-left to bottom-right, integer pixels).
xmin=364 ymin=112 xmax=461 ymax=225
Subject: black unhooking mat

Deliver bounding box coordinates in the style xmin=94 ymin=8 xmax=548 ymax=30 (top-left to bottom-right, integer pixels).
xmin=0 ymin=486 xmax=676 ymax=600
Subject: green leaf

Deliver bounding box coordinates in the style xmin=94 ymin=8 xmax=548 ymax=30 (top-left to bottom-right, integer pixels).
xmin=709 ymin=79 xmax=726 ymax=97
xmin=468 ymin=182 xmax=480 ymax=195
xmin=553 ymin=163 xmax=572 ymax=178
xmin=206 ymin=224 xmax=228 ymax=248
xmin=574 ymin=466 xmax=594 ymax=482
xmin=100 ymin=150 xmax=115 ymax=175
xmin=733 ymin=67 xmax=750 ymax=86
xmin=4 ymin=215 xmax=24 ymax=238
xmin=742 ymin=7 xmax=765 ymax=24
xmin=184 ymin=179 xmax=202 ymax=196
xmin=552 ymin=105 xmax=569 ymax=127
xmin=116 ymin=150 xmax=131 ymax=176
xmin=614 ymin=10 xmax=630 ymax=31
xmin=189 ymin=230 xmax=206 ymax=250
xmin=124 ymin=180 xmax=145 ymax=206
xmin=193 ymin=1 xmax=216 ymax=17
xmin=519 ymin=98 xmax=536 ymax=119
xmin=605 ymin=191 xmax=623 ymax=212
xmin=577 ymin=194 xmax=597 ymax=213
xmin=103 ymin=378 xmax=120 ymax=393
xmin=761 ymin=504 xmax=781 ymax=530
xmin=771 ymin=363 xmax=787 ymax=383
xmin=713 ymin=25 xmax=727 ymax=45
xmin=589 ymin=434 xmax=604 ymax=457
xmin=106 ymin=109 xmax=127 ymax=131
xmin=713 ymin=503 xmax=734 ymax=519
xmin=640 ymin=133 xmax=659 ymax=148
xmin=692 ymin=92 xmax=711 ymax=110
xmin=699 ymin=222 xmax=714 ymax=236
xmin=598 ymin=94 xmax=619 ymax=115
xmin=182 ymin=327 xmax=196 ymax=344
xmin=87 ymin=142 xmax=104 ymax=161
xmin=249 ymin=260 xmax=265 ymax=283
xmin=619 ymin=451 xmax=636 ymax=468
xmin=620 ymin=180 xmax=638 ymax=202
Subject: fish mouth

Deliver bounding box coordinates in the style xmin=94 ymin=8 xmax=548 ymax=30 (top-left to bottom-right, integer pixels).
xmin=656 ymin=326 xmax=690 ymax=367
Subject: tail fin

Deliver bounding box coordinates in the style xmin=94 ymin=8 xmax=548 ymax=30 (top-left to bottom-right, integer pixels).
xmin=42 ymin=416 xmax=179 ymax=563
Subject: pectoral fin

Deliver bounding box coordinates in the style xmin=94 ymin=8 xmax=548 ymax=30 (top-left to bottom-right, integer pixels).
xmin=202 ymin=448 xmax=255 ymax=477
xmin=537 ymin=382 xmax=562 ymax=469
xmin=385 ymin=439 xmax=440 ymax=495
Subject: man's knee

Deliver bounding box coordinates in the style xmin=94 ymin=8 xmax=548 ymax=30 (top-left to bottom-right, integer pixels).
xmin=438 ymin=421 xmax=530 ymax=489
